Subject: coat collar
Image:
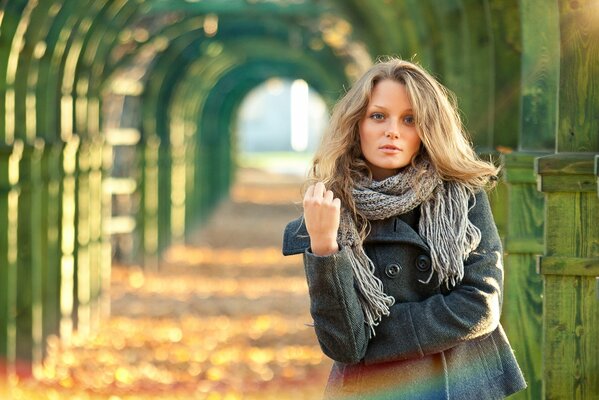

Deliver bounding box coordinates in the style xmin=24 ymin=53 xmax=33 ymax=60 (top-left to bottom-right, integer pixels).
xmin=365 ymin=216 xmax=429 ymax=252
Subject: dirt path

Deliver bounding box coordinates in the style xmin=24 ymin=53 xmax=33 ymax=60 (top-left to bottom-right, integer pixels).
xmin=13 ymin=168 xmax=331 ymax=399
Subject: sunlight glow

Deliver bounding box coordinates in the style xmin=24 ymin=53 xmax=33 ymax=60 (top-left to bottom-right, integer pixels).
xmin=204 ymin=14 xmax=218 ymax=37
xmin=290 ymin=79 xmax=309 ymax=152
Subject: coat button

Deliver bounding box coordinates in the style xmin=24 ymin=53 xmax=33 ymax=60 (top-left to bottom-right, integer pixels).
xmin=416 ymin=255 xmax=432 ymax=272
xmin=385 ymin=263 xmax=401 ymax=278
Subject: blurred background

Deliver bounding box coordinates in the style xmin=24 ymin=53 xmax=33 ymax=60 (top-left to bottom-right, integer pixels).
xmin=0 ymin=0 xmax=598 ymax=399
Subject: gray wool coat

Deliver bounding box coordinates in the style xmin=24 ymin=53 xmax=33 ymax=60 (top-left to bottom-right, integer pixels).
xmin=282 ymin=191 xmax=527 ymax=399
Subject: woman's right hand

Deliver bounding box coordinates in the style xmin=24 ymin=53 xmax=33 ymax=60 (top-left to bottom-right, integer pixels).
xmin=303 ymin=182 xmax=341 ymax=256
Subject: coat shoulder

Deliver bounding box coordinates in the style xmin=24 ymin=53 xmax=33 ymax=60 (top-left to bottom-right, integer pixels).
xmin=282 ymin=216 xmax=310 ymax=256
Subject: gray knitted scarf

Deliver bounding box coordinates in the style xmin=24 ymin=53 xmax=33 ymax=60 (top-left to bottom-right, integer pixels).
xmin=339 ymin=157 xmax=481 ymax=336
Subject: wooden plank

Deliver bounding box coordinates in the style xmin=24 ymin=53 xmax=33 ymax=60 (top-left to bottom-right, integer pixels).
xmin=544 ymin=274 xmax=599 ymax=398
xmin=536 ymin=153 xmax=596 ymax=175
xmin=15 ymin=142 xmax=45 ymax=374
xmin=501 ymin=168 xmax=545 ymax=400
xmin=74 ymin=141 xmax=91 ymax=336
xmin=557 ymin=0 xmax=599 ymax=152
xmin=537 ymin=174 xmax=597 ymax=193
xmin=458 ymin=0 xmax=495 ymax=150
xmin=501 ymin=254 xmax=543 ymax=400
xmin=539 ymin=256 xmax=599 ymax=276
xmin=40 ymin=143 xmax=63 ymax=352
xmin=0 ymin=143 xmax=23 ymax=374
xmin=488 ymin=0 xmax=522 ymax=152
xmin=518 ymin=0 xmax=559 ymax=151
xmin=504 ymin=152 xmax=549 ymax=184
xmin=544 ymin=192 xmax=599 ymax=266
xmin=512 ymin=4 xmax=560 ymax=395
xmin=543 ymin=190 xmax=599 ymax=399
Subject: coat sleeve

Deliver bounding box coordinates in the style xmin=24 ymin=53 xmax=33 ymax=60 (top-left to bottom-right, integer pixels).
xmin=302 ymin=248 xmax=370 ymax=364
xmin=282 ymin=218 xmax=370 ymax=364
xmin=363 ymin=190 xmax=504 ymax=365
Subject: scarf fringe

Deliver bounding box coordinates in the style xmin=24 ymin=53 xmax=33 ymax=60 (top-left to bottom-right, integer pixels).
xmin=420 ymin=184 xmax=481 ymax=288
xmin=348 ymin=245 xmax=395 ymax=338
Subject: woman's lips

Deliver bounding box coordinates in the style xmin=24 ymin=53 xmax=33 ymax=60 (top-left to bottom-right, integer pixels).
xmin=379 ymin=144 xmax=402 ymax=153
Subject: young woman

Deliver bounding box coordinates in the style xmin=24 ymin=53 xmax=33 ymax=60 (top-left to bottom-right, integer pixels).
xmin=282 ymin=58 xmax=527 ymax=399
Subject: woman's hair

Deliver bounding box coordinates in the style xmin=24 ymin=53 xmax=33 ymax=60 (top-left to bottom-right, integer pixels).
xmin=307 ymin=57 xmax=499 ymax=233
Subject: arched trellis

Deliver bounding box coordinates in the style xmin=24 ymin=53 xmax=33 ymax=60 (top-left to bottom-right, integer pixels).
xmin=0 ymin=1 xmax=597 ymax=398
xmin=115 ymin=16 xmax=353 ymax=264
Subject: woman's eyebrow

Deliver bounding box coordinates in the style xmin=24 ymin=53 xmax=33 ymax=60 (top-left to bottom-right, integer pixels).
xmin=369 ymin=104 xmax=413 ymax=112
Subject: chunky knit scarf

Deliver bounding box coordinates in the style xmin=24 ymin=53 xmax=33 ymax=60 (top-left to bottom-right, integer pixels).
xmin=339 ymin=157 xmax=482 ymax=336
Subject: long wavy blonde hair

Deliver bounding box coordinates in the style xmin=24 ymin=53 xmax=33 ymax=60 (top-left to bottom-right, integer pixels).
xmin=307 ymin=57 xmax=499 ymax=235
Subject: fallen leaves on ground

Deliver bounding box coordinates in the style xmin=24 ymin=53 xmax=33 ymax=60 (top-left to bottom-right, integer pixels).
xmin=7 ymin=169 xmax=330 ymax=399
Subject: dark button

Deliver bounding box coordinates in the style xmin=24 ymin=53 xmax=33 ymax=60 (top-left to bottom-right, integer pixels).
xmin=416 ymin=255 xmax=432 ymax=272
xmin=385 ymin=263 xmax=401 ymax=278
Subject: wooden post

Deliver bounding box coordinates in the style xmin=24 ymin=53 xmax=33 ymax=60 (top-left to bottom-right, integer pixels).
xmin=59 ymin=136 xmax=80 ymax=345
xmin=501 ymin=153 xmax=545 ymax=400
xmin=536 ymin=0 xmax=599 ymax=398
xmin=0 ymin=140 xmax=23 ymax=378
xmin=74 ymin=140 xmax=91 ymax=336
xmin=536 ymin=154 xmax=599 ymax=399
xmin=88 ymin=138 xmax=104 ymax=333
xmin=15 ymin=140 xmax=45 ymax=377
xmin=140 ymin=136 xmax=160 ymax=271
xmin=40 ymin=142 xmax=63 ymax=353
xmin=499 ymin=2 xmax=560 ymax=399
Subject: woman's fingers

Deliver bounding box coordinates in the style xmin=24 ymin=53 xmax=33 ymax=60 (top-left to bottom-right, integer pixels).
xmin=304 ymin=183 xmax=315 ymax=199
xmin=304 ymin=182 xmax=335 ymax=204
xmin=303 ymin=182 xmax=341 ymax=256
xmin=324 ymin=189 xmax=334 ymax=202
xmin=312 ymin=181 xmax=325 ymax=199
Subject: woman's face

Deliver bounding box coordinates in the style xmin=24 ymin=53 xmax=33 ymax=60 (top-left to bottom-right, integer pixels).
xmin=359 ymin=79 xmax=422 ymax=180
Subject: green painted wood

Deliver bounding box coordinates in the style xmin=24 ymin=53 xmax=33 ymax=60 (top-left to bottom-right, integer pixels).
xmin=140 ymin=136 xmax=160 ymax=271
xmin=461 ymin=0 xmax=495 ymax=150
xmin=502 ymin=253 xmax=543 ymax=399
xmin=76 ymin=0 xmax=137 ymax=137
xmin=541 ymin=191 xmax=599 ymax=399
xmin=0 ymin=0 xmax=29 ymax=143
xmin=556 ymin=1 xmax=599 ymax=152
xmin=501 ymin=152 xmax=546 ymax=400
xmin=431 ymin=0 xmax=468 ymax=122
xmin=536 ymin=153 xmax=596 ymax=174
xmin=539 ymin=256 xmax=599 ymax=276
xmin=35 ymin=0 xmax=78 ymax=141
xmin=536 ymin=153 xmax=597 ymax=193
xmin=15 ymin=140 xmax=44 ymax=375
xmin=74 ymin=140 xmax=91 ymax=335
xmin=596 ymin=155 xmax=599 ymax=197
xmin=58 ymin=136 xmax=79 ymax=343
xmin=537 ymin=175 xmax=596 ymax=193
xmin=488 ymin=0 xmax=522 ymax=151
xmin=0 ymin=141 xmax=23 ymax=373
xmin=87 ymin=139 xmax=105 ymax=333
xmin=539 ymin=2 xmax=599 ymax=394
xmin=496 ymin=5 xmax=559 ymax=395
xmin=518 ymin=0 xmax=559 ymax=151
xmin=40 ymin=142 xmax=63 ymax=355
xmin=146 ymin=0 xmax=326 ymax=16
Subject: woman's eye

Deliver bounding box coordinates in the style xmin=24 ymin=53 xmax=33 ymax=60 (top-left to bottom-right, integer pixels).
xmin=370 ymin=112 xmax=385 ymax=120
xmin=403 ymin=115 xmax=415 ymax=126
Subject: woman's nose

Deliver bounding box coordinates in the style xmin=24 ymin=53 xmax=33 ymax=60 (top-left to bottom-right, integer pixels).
xmin=385 ymin=119 xmax=400 ymax=139
xmin=385 ymin=126 xmax=400 ymax=139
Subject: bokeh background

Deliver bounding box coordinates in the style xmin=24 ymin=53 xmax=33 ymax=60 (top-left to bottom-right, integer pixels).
xmin=0 ymin=0 xmax=598 ymax=399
